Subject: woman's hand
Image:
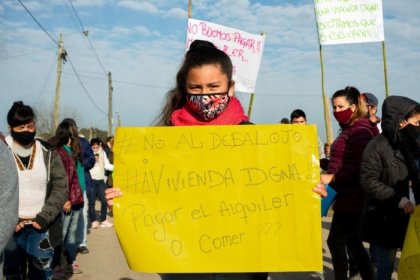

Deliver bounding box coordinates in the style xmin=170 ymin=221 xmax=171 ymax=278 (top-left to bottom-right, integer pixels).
xmin=105 ymin=187 xmax=123 ymax=208
xmin=320 ymin=174 xmax=334 ymax=185
xmin=313 ymin=183 xmax=328 ymax=198
xmin=399 ymin=198 xmax=415 ymax=214
xmin=15 ymin=220 xmax=41 ymax=232
xmin=63 ymin=201 xmax=71 ymax=213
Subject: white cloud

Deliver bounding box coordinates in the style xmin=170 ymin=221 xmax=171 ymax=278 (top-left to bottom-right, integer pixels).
xmin=70 ymin=0 xmax=107 ymax=7
xmin=8 ymin=1 xmax=46 ymax=12
xmin=166 ymin=7 xmax=187 ymax=19
xmin=384 ymin=1 xmax=420 ymax=19
xmin=118 ymin=1 xmax=159 ymax=14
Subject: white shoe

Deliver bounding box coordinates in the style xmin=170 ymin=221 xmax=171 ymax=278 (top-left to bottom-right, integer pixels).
xmin=91 ymin=221 xmax=100 ymax=229
xmin=100 ymin=220 xmax=113 ymax=228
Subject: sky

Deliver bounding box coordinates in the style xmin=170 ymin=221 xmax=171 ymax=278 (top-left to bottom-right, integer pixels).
xmin=0 ymin=0 xmax=419 ymax=141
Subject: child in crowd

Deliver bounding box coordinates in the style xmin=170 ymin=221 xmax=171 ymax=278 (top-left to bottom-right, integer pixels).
xmin=106 ymin=40 xmax=267 ymax=280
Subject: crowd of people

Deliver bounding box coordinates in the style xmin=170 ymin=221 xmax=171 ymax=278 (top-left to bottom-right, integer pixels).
xmin=1 ymin=39 xmax=419 ymax=280
xmin=0 ymin=103 xmax=115 ymax=279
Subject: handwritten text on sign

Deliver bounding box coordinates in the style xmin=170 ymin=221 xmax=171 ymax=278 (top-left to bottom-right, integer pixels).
xmin=314 ymin=0 xmax=384 ymax=45
xmin=186 ymin=18 xmax=265 ymax=93
xmin=113 ymin=125 xmax=322 ymax=273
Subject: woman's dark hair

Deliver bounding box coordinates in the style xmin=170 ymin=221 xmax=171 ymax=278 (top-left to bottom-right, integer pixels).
xmin=332 ymin=86 xmax=368 ymax=125
xmin=90 ymin=137 xmax=103 ymax=146
xmin=7 ymin=101 xmax=36 ymax=127
xmin=49 ymin=118 xmax=82 ymax=162
xmin=154 ymin=40 xmax=233 ymax=126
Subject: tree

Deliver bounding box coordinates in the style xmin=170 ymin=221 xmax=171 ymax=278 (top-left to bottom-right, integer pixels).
xmin=34 ymin=101 xmax=83 ymax=139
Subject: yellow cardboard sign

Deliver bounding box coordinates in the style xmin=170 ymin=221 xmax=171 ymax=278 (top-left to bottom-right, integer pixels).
xmin=398 ymin=206 xmax=420 ymax=279
xmin=113 ymin=124 xmax=322 ymax=273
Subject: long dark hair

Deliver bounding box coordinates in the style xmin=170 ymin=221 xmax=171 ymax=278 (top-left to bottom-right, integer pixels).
xmin=49 ymin=118 xmax=82 ymax=162
xmin=153 ymin=40 xmax=233 ymax=126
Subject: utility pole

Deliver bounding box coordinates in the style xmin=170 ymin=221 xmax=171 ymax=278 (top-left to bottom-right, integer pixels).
xmin=108 ymin=72 xmax=113 ymax=136
xmin=53 ymin=33 xmax=65 ymax=132
xmin=188 ymin=0 xmax=192 ymax=18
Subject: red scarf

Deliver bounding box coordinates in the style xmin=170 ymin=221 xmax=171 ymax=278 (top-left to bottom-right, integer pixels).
xmin=171 ymin=97 xmax=249 ymax=126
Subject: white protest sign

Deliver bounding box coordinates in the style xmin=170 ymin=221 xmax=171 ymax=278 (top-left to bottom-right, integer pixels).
xmin=314 ymin=0 xmax=384 ymax=45
xmin=186 ymin=18 xmax=265 ymax=93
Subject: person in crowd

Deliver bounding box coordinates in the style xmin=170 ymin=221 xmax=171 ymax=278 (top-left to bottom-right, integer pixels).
xmin=49 ymin=119 xmax=86 ymax=277
xmin=102 ymin=136 xmax=114 ymax=188
xmin=106 ymin=40 xmax=269 ymax=280
xmin=347 ymin=92 xmax=381 ymax=278
xmin=89 ymin=137 xmax=114 ymax=229
xmin=73 ymin=129 xmax=95 ymax=255
xmin=320 ymin=86 xmax=377 ymax=280
xmin=320 ymin=142 xmax=331 ymax=172
xmin=290 ymin=109 xmax=326 ymax=159
xmin=0 ymin=133 xmax=19 ymax=280
xmin=57 ymin=120 xmax=95 ymax=256
xmin=3 ymin=101 xmax=68 ymax=279
xmin=279 ymin=118 xmax=289 ymax=124
xmin=362 ymin=92 xmax=381 ymax=133
xmin=360 ymin=96 xmax=420 ymax=280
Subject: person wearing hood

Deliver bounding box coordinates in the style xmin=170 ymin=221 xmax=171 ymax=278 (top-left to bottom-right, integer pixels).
xmin=320 ymin=86 xmax=377 ymax=280
xmin=360 ymin=96 xmax=420 ymax=280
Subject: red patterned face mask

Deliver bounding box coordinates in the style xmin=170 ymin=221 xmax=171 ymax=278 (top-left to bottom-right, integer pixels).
xmin=186 ymin=92 xmax=230 ymax=121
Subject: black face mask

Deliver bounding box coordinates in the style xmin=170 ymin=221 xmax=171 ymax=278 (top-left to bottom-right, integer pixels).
xmin=11 ymin=130 xmax=36 ymax=146
xmin=402 ymin=124 xmax=420 ymax=140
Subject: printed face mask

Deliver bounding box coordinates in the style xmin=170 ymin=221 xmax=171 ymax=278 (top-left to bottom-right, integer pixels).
xmin=186 ymin=92 xmax=230 ymax=120
xmin=11 ymin=130 xmax=36 ymax=146
xmin=333 ymin=107 xmax=353 ymax=125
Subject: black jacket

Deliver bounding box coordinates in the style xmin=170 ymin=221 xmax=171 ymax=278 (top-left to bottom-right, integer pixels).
xmin=360 ymin=96 xmax=420 ymax=248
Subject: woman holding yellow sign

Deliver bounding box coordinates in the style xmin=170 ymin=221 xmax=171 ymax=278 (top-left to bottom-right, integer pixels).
xmin=107 ymin=40 xmax=267 ymax=280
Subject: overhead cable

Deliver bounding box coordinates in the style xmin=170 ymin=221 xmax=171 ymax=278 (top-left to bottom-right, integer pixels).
xmin=66 ymin=55 xmax=108 ymax=115
xmin=16 ymin=0 xmax=59 ymax=47
xmin=68 ymin=0 xmax=108 ymax=75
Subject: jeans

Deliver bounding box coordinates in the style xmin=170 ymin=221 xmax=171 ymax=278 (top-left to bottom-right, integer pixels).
xmin=76 ymin=192 xmax=88 ymax=247
xmin=327 ymin=212 xmax=372 ymax=280
xmin=62 ymin=206 xmax=82 ymax=263
xmin=88 ymin=179 xmax=108 ymax=222
xmin=371 ymin=244 xmax=397 ymax=280
xmin=4 ymin=227 xmax=54 ymax=280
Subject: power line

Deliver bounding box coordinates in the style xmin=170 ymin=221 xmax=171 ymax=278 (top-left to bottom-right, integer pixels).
xmin=85 ymin=37 xmax=108 ymax=75
xmin=36 ymin=54 xmax=56 ymax=98
xmin=62 ymin=0 xmax=80 ymax=31
xmin=16 ymin=0 xmax=59 ymax=47
xmin=16 ymin=0 xmax=106 ymax=116
xmin=0 ymin=47 xmax=55 ymax=61
xmin=67 ymin=0 xmax=108 ymax=75
xmin=66 ymin=54 xmax=108 ymax=115
xmin=68 ymin=0 xmax=86 ymax=32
